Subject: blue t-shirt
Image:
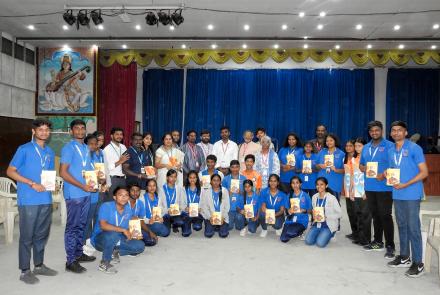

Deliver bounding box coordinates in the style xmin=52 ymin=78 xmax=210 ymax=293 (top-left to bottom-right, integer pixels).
xmin=201 ymin=169 xmax=221 ymax=176
xmin=9 ymin=141 xmax=55 ymax=206
xmin=144 ymin=193 xmax=159 ymax=219
xmin=285 ymin=191 xmax=312 ymax=228
xmin=222 ymin=174 xmax=246 ymax=212
xmin=91 ymin=201 xmax=133 ymax=246
xmin=128 ymin=198 xmax=146 ymax=218
xmin=185 ymin=187 xmax=201 ymax=204
xmin=317 ymin=148 xmax=345 ymax=193
xmin=126 ymin=146 xmax=153 ymax=190
xmin=60 ymin=140 xmax=93 ymax=199
xmin=360 ymin=139 xmax=393 ymax=192
xmin=244 ymin=193 xmax=260 ymax=218
xmin=90 ymin=150 xmax=104 ymax=204
xmin=278 ymin=147 xmax=304 ymax=183
xmin=260 ymin=188 xmax=287 ymax=213
xmin=298 ymin=153 xmax=318 ymax=190
xmin=388 ymin=140 xmax=425 ymax=200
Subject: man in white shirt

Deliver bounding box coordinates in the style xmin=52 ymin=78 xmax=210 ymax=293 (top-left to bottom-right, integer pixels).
xmin=197 ymin=129 xmax=213 ymax=170
xmin=212 ymin=126 xmax=238 ymax=175
xmin=103 ymin=127 xmax=129 ymax=201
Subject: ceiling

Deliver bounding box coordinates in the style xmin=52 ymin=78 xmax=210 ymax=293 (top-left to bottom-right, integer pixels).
xmin=1 ymin=0 xmax=440 ymax=49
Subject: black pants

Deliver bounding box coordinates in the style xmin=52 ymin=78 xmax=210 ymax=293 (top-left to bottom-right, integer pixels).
xmin=354 ymin=198 xmax=372 ymax=243
xmin=366 ymin=191 xmax=395 ymax=248
xmin=346 ymin=198 xmax=358 ymax=236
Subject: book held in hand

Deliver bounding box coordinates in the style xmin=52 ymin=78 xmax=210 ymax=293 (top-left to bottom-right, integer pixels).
xmin=212 ymin=211 xmax=222 ymax=225
xmin=144 ymin=166 xmax=156 ymax=177
xmin=324 ymin=155 xmax=334 ymax=167
xmin=169 ymin=203 xmax=180 ymax=216
xmin=202 ymin=175 xmax=211 ymax=188
xmin=244 ymin=204 xmax=254 ymax=219
xmin=302 ymin=160 xmax=312 ymax=174
xmin=129 ymin=219 xmax=142 ymax=240
xmin=286 ymin=154 xmax=296 ymax=166
xmin=84 ymin=170 xmax=98 ymax=189
xmin=189 ymin=203 xmax=199 ymax=217
xmin=313 ymin=207 xmax=326 ymax=223
xmin=290 ymin=198 xmax=301 ymax=214
xmin=152 ymin=206 xmax=162 ymax=221
xmin=169 ymin=156 xmax=179 ymax=167
xmin=94 ymin=163 xmax=106 ymax=180
xmin=230 ymin=179 xmax=240 ymax=194
xmin=386 ymin=169 xmax=400 ymax=186
xmin=41 ymin=170 xmax=56 ymax=191
xmin=265 ymin=209 xmax=276 ymax=225
xmin=366 ymin=162 xmax=378 ymax=178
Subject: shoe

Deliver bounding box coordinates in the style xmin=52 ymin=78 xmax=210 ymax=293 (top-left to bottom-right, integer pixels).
xmin=276 ymin=229 xmax=282 ymax=236
xmin=240 ymin=227 xmax=247 ymax=237
xmin=65 ymin=261 xmax=87 ymax=273
xmin=345 ymin=233 xmax=356 ymax=240
xmin=405 ymin=263 xmax=425 ymax=278
xmin=363 ymin=241 xmax=384 ymax=251
xmin=173 ymin=227 xmax=179 ymax=233
xmin=112 ymin=250 xmax=120 ymax=264
xmin=384 ymin=246 xmax=395 ymax=260
xmin=83 ymin=239 xmax=96 ymax=256
xmin=127 ymin=253 xmax=140 ymax=258
xmin=76 ymin=254 xmax=96 ymax=263
xmin=98 ymin=261 xmax=118 ymax=274
xmin=19 ymin=270 xmax=39 ymax=284
xmin=358 ymin=241 xmax=370 ymax=247
xmin=259 ymin=229 xmax=268 ymax=238
xmin=387 ymin=255 xmax=411 ymax=268
xmin=33 ymin=264 xmax=58 ymax=276
xmin=352 ymin=240 xmax=360 ymax=245
xmin=300 ymin=233 xmax=306 ymax=241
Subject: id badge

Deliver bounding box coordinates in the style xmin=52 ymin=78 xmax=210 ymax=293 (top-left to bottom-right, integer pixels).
xmin=317 ymin=223 xmax=322 ymax=229
xmin=304 ymin=175 xmax=309 ymax=182
xmin=292 ymin=216 xmax=298 ymax=222
xmin=195 ymin=161 xmax=200 ymax=168
xmin=141 ymin=167 xmax=146 ymax=174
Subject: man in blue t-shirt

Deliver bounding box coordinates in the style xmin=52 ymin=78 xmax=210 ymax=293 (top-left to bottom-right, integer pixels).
xmin=60 ymin=119 xmax=97 ymax=273
xmin=385 ymin=121 xmax=428 ymax=278
xmin=359 ymin=121 xmax=395 ymax=257
xmin=7 ymin=118 xmax=58 ymax=284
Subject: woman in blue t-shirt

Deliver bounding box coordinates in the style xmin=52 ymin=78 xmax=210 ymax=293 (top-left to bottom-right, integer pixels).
xmin=240 ymin=179 xmax=260 ymax=236
xmin=278 ymin=133 xmax=303 ymax=193
xmin=183 ymin=170 xmax=204 ymax=234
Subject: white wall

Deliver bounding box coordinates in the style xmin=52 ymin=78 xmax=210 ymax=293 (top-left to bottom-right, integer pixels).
xmin=0 ymin=33 xmax=36 ymax=119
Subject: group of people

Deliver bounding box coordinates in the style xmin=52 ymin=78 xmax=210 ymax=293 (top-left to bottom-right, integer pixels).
xmin=7 ymin=118 xmax=428 ymax=283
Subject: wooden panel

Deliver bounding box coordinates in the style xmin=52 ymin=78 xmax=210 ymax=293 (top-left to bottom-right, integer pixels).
xmin=425 ymin=155 xmax=440 ymax=196
xmin=0 ymin=116 xmax=33 ymax=177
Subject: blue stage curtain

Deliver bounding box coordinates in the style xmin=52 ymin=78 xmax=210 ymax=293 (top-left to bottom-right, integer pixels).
xmin=386 ymin=68 xmax=440 ymax=138
xmin=143 ymin=69 xmax=184 ymax=141
xmin=184 ymin=69 xmax=374 ymax=145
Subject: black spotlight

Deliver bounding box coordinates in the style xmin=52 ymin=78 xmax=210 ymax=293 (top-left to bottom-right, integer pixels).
xmin=145 ymin=11 xmax=158 ymax=26
xmin=63 ymin=9 xmax=76 ymax=26
xmin=91 ymin=10 xmax=103 ymax=25
xmin=171 ymin=10 xmax=184 ymax=26
xmin=157 ymin=11 xmax=172 ymax=26
xmin=77 ymin=10 xmax=90 ymax=27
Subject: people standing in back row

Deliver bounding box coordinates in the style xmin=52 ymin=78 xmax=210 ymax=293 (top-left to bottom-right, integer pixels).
xmin=212 ymin=126 xmax=238 ymax=176
xmin=197 ymin=129 xmax=213 ymax=170
xmin=181 ymin=130 xmax=206 ymax=181
xmin=238 ymin=130 xmax=261 ymax=171
xmin=310 ymin=124 xmax=327 ymax=153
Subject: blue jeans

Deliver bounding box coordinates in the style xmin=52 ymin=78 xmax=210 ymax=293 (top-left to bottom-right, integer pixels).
xmin=280 ymin=223 xmax=306 ymax=243
xmin=94 ymin=231 xmax=145 ymax=262
xmin=394 ymin=199 xmax=423 ymax=263
xmin=247 ymin=218 xmax=260 ymax=233
xmin=204 ymin=219 xmax=229 ymax=238
xmin=18 ymin=205 xmax=52 ymax=270
xmin=228 ymin=211 xmax=246 ymax=231
xmin=65 ymin=196 xmax=90 ymax=264
xmin=149 ymin=222 xmax=170 ymax=237
xmin=259 ymin=213 xmax=285 ymax=230
xmin=181 ymin=213 xmax=203 ymax=237
xmin=141 ymin=230 xmax=157 ymax=247
xmin=305 ymin=225 xmax=333 ymax=247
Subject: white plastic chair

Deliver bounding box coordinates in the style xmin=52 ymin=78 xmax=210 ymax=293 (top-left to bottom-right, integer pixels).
xmin=420 ymin=210 xmax=440 ymax=264
xmin=52 ymin=176 xmax=67 ymax=226
xmin=425 ymin=217 xmax=440 ymax=280
xmin=0 ymin=177 xmax=19 ymax=243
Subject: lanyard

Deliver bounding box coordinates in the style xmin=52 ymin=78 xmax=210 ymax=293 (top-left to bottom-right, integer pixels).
xmin=130 ymin=199 xmax=138 ymax=215
xmin=74 ymin=142 xmax=88 ymax=168
xmin=146 ymin=194 xmax=158 ymax=215
xmin=261 ymin=152 xmax=269 ymax=166
xmin=165 ymin=147 xmax=174 ymax=159
xmin=212 ymin=191 xmax=220 ymax=211
xmin=269 ymin=191 xmax=278 ymax=208
xmin=186 ymin=187 xmax=198 ymax=203
xmin=316 ymin=195 xmax=327 ymax=207
xmin=394 ymin=149 xmax=404 ymax=167
xmin=369 ymin=145 xmax=379 ymax=160
xmin=221 ymin=142 xmax=229 ymax=155
xmin=164 ymin=185 xmax=177 ymax=206
xmin=32 ymin=141 xmax=48 ymax=169
xmin=146 ymin=149 xmax=154 ymax=166
xmin=131 ymin=147 xmax=144 ymax=165
xmin=187 ymin=144 xmax=198 ymax=160
xmin=111 ymin=142 xmax=122 ymax=157
xmin=288 ymin=147 xmax=296 ymax=155
xmin=200 ymin=143 xmax=211 ymax=157
xmin=115 ymin=211 xmax=126 ymax=227
xmin=246 ymin=194 xmax=254 ymax=205
xmin=294 ymin=191 xmax=303 ymax=201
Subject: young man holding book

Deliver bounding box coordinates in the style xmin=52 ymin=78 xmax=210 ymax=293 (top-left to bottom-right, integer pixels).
xmin=198 ymin=155 xmax=224 ymax=189
xmin=60 ymin=119 xmax=97 ymax=273
xmin=359 ymin=121 xmax=396 ymax=257
xmin=91 ymin=186 xmax=145 ymax=274
xmin=7 ymin=118 xmax=57 ymax=284
xmin=385 ymin=121 xmax=428 ymax=278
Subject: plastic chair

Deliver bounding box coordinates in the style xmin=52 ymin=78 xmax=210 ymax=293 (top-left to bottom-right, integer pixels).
xmin=52 ymin=176 xmax=67 ymax=226
xmin=0 ymin=177 xmax=19 ymax=243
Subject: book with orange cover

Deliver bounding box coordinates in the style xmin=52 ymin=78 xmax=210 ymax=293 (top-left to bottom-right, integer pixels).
xmin=313 ymin=207 xmax=326 ymax=222
xmin=366 ymin=162 xmax=378 ymax=178
xmin=290 ymin=198 xmax=301 ymax=213
xmin=129 ymin=219 xmax=142 ymax=240
xmin=324 ymin=155 xmax=334 ymax=167
xmin=265 ymin=209 xmax=275 ymax=225
xmin=244 ymin=204 xmax=254 ymax=219
xmin=144 ymin=166 xmax=156 ymax=177
xmin=169 ymin=203 xmax=180 ymax=216
xmin=212 ymin=212 xmax=222 ymax=225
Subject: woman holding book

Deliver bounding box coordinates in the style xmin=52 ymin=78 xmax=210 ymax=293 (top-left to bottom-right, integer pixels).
xmin=258 ymin=174 xmax=287 ymax=238
xmin=155 ymin=133 xmax=184 ymax=188
xmin=158 ymin=169 xmax=190 ymax=237
xmin=278 ymin=133 xmax=303 ymax=193
xmin=241 ymin=179 xmax=261 ymax=236
xmin=298 ymin=141 xmax=318 ymax=197
xmin=280 ymin=176 xmax=312 ymax=243
xmin=183 ymin=171 xmax=204 ymax=235
xmin=144 ymin=179 xmax=170 ymax=237
xmin=317 ymin=134 xmax=345 ymax=200
xmin=200 ymin=174 xmax=230 ymax=238
xmin=305 ymin=177 xmax=342 ymax=248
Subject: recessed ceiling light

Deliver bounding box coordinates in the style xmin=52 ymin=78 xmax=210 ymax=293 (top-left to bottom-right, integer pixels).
xmin=281 ymin=24 xmax=288 ymax=30
xmin=62 ymin=25 xmax=69 ymax=30
xmin=62 ymin=44 xmax=71 ymax=51
xmin=244 ymin=24 xmax=250 ymax=31
xmin=169 ymin=25 xmax=175 ymax=31
xmin=303 ymin=44 xmax=308 ymax=49
xmin=433 ymin=24 xmax=439 ymax=30
xmin=273 ymin=44 xmax=279 ymax=49
xmin=299 ymin=12 xmax=305 ymax=18
xmin=394 ymin=24 xmax=400 ymax=31
xmin=398 ymin=44 xmax=405 ymax=49
xmin=335 ymin=44 xmax=340 ymax=50
xmin=356 ymin=24 xmax=362 ymax=30
xmin=122 ymin=44 xmax=127 ymax=49
xmin=319 ymin=11 xmax=326 ymax=17
xmin=367 ymin=44 xmax=372 ymax=49
xmin=181 ymin=44 xmax=186 ymax=49
xmin=317 ymin=24 xmax=324 ymax=30
xmin=303 ymin=36 xmax=308 ymax=40
xmin=431 ymin=45 xmax=437 ymax=50
xmin=135 ymin=24 xmax=141 ymax=30
xmin=27 ymin=25 xmax=35 ymax=30
xmin=242 ymin=44 xmax=247 ymax=49
xmin=97 ymin=24 xmax=104 ymax=30
xmin=207 ymin=24 xmax=214 ymax=30
xmin=211 ymin=44 xmax=217 ymax=49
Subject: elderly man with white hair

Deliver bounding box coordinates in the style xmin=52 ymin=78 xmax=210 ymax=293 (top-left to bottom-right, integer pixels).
xmin=255 ymin=136 xmax=280 ymax=189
